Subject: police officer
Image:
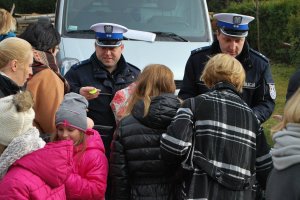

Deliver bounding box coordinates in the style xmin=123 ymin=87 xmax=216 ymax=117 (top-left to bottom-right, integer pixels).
xmin=179 ymin=13 xmax=276 ymax=124
xmin=65 ymin=23 xmax=140 ymax=157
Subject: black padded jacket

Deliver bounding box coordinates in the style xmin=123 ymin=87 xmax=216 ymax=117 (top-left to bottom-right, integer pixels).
xmin=109 ymin=93 xmax=181 ymax=200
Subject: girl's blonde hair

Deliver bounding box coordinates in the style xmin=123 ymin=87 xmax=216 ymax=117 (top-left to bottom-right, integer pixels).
xmin=125 ymin=64 xmax=176 ymax=117
xmin=0 ymin=8 xmax=16 ymax=34
xmin=201 ymin=53 xmax=245 ymax=92
xmin=0 ymin=37 xmax=32 ymax=70
xmin=271 ymin=88 xmax=300 ymax=134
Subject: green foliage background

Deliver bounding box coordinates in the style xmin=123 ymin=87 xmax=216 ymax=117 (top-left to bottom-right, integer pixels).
xmin=263 ymin=64 xmax=298 ymax=145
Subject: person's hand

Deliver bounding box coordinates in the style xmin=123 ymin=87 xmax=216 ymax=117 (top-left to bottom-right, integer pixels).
xmin=79 ymin=86 xmax=100 ymax=100
xmin=272 ymin=114 xmax=283 ymax=121
xmin=87 ymin=117 xmax=94 ymax=128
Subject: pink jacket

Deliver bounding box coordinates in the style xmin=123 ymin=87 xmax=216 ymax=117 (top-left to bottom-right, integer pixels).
xmin=0 ymin=140 xmax=73 ymax=200
xmin=65 ymin=129 xmax=108 ymax=199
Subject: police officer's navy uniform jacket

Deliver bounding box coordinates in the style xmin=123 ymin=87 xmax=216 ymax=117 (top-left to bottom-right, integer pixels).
xmin=178 ymin=40 xmax=276 ymax=123
xmin=161 ymin=82 xmax=273 ymax=200
xmin=110 ymin=93 xmax=181 ymax=199
xmin=65 ymin=53 xmax=140 ymax=154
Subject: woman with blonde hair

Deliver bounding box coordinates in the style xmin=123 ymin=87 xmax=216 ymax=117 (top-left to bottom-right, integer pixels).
xmin=0 ymin=37 xmax=33 ymax=98
xmin=110 ymin=64 xmax=181 ymax=199
xmin=0 ymin=8 xmax=16 ymax=41
xmin=161 ymin=53 xmax=272 ymax=200
xmin=266 ymin=88 xmax=300 ymax=200
xmin=200 ymin=53 xmax=245 ymax=92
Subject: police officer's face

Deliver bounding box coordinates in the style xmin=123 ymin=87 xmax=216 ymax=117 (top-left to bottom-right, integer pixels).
xmin=95 ymin=44 xmax=124 ymax=71
xmin=217 ymin=32 xmax=245 ymax=57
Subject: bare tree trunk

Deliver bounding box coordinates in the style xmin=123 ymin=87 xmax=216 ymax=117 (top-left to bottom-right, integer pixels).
xmin=256 ymin=0 xmax=261 ymax=51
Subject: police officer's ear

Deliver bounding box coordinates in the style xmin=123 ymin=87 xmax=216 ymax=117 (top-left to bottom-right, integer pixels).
xmin=215 ymin=28 xmax=221 ymax=36
xmin=120 ymin=43 xmax=124 ymax=51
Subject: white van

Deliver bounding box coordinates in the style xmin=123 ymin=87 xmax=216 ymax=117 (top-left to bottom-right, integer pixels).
xmin=55 ymin=0 xmax=213 ymax=89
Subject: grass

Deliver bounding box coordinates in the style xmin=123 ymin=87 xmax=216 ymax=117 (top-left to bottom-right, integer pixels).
xmin=262 ymin=63 xmax=298 ymax=146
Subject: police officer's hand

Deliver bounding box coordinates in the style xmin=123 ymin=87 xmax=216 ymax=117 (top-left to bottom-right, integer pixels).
xmin=80 ymin=86 xmax=100 ymax=100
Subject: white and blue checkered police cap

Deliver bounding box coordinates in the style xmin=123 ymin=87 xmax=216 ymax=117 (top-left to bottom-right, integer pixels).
xmin=90 ymin=23 xmax=128 ymax=47
xmin=214 ymin=13 xmax=255 ymax=38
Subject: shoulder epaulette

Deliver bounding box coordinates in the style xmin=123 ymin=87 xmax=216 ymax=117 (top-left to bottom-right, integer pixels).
xmin=71 ymin=59 xmax=90 ymax=70
xmin=191 ymin=46 xmax=210 ymax=55
xmin=249 ymin=48 xmax=269 ymax=63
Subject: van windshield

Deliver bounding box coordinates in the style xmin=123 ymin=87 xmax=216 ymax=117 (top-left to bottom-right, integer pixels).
xmin=62 ymin=0 xmax=210 ymax=42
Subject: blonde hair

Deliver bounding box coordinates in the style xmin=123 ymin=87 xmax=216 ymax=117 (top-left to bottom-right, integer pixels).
xmin=0 ymin=37 xmax=32 ymax=70
xmin=271 ymin=88 xmax=300 ymax=134
xmin=201 ymin=53 xmax=245 ymax=92
xmin=125 ymin=64 xmax=176 ymax=117
xmin=0 ymin=8 xmax=16 ymax=34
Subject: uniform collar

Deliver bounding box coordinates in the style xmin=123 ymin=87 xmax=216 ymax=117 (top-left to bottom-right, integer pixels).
xmin=210 ymin=39 xmax=252 ymax=69
xmin=90 ymin=53 xmax=129 ymax=76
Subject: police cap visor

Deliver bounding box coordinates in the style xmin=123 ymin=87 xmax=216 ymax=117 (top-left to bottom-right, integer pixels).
xmin=220 ymin=28 xmax=248 ymax=37
xmin=96 ymin=39 xmax=122 ymax=47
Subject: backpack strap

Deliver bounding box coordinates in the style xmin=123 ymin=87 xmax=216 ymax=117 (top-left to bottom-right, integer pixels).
xmin=193 ymin=152 xmax=256 ymax=190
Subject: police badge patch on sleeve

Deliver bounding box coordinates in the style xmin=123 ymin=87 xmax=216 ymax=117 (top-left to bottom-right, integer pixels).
xmin=269 ymin=84 xmax=276 ymax=100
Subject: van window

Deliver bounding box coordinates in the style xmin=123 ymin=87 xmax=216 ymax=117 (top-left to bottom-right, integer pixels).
xmin=62 ymin=0 xmax=210 ymax=42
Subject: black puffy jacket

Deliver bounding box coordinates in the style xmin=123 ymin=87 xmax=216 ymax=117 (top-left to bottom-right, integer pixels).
xmin=109 ymin=93 xmax=181 ymax=200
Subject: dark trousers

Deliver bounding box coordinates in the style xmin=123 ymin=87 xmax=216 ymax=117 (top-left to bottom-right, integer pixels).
xmin=94 ymin=125 xmax=115 ymax=200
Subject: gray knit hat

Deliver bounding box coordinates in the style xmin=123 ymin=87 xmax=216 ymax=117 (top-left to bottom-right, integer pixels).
xmin=55 ymin=93 xmax=88 ymax=132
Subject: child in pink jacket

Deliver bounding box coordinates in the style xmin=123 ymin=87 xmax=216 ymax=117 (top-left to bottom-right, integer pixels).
xmin=0 ymin=91 xmax=71 ymax=199
xmin=52 ymin=92 xmax=108 ymax=199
